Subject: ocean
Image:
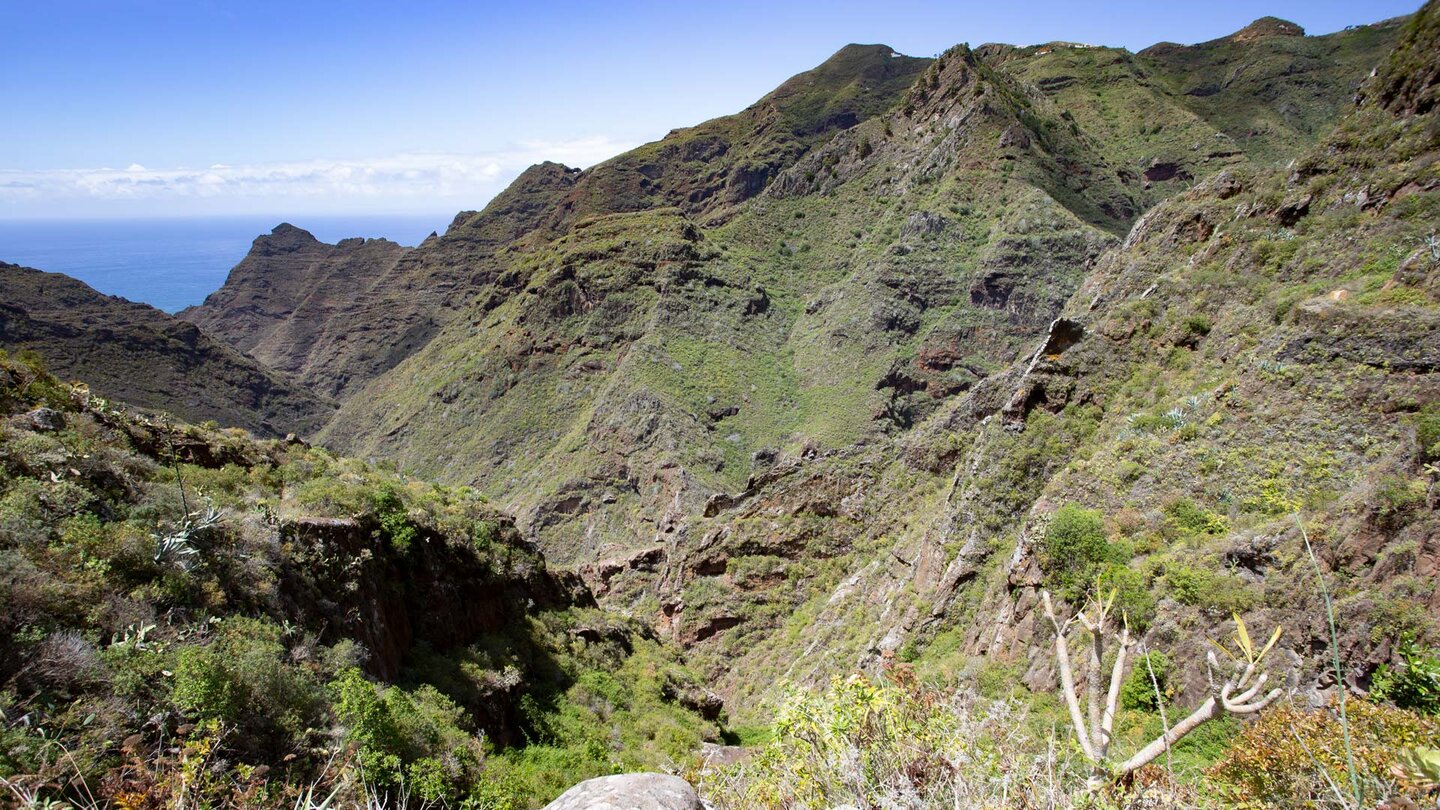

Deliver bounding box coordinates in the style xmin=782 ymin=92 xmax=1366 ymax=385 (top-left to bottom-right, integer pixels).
xmin=0 ymin=214 xmax=453 ymax=314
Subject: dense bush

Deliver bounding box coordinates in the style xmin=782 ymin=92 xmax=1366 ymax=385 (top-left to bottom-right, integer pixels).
xmin=1118 ymin=651 xmax=1173 ymax=712
xmin=171 ymin=617 xmax=326 ymax=757
xmin=1163 ymin=498 xmax=1229 ymax=537
xmin=1098 ymin=562 xmax=1157 ymax=629
xmin=1416 ymin=404 xmax=1440 ymax=462
xmin=1163 ymin=562 xmax=1259 ymax=614
xmin=1211 ymin=699 xmax=1440 ymax=805
xmin=330 ymin=667 xmax=484 ymax=801
xmin=1372 ymin=642 xmax=1440 ymax=716
xmin=698 ymin=667 xmax=1093 ymax=809
xmin=1040 ymin=503 xmax=1119 ymax=602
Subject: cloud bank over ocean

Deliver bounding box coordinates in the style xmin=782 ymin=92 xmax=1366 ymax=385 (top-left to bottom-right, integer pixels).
xmin=0 ymin=137 xmax=633 ymax=218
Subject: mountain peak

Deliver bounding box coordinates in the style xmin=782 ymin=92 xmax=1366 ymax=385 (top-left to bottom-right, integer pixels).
xmin=1227 ymin=16 xmax=1305 ymax=42
xmin=830 ymin=42 xmax=904 ymax=59
xmin=264 ymin=222 xmax=322 ymax=246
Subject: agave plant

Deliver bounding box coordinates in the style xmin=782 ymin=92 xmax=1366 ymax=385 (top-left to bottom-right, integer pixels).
xmin=1394 ymin=746 xmax=1440 ymax=788
xmin=151 ymin=504 xmax=223 ymax=569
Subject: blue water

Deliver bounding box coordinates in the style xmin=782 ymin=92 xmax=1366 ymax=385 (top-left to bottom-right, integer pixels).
xmin=0 ymin=214 xmax=452 ymax=313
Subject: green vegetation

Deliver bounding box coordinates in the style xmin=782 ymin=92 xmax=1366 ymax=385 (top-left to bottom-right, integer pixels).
xmin=1039 ymin=503 xmax=1125 ymax=602
xmin=1118 ymin=651 xmax=1173 ymax=711
xmin=5 ymin=4 xmax=1440 ymax=807
xmin=1213 ymin=699 xmax=1440 ymax=805
xmin=0 ymin=356 xmax=718 ymax=809
xmin=1372 ymin=642 xmax=1440 ymax=716
xmin=1163 ymin=562 xmax=1259 ymax=614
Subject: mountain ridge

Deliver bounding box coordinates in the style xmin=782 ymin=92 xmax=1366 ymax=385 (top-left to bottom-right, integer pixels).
xmin=2 ymin=7 xmax=1438 ymax=805
xmin=0 ymin=260 xmax=335 ymax=437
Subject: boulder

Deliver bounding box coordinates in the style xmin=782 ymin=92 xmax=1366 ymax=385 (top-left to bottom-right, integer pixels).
xmin=541 ymin=773 xmax=701 ymax=810
xmin=21 ymin=407 xmax=65 ymax=432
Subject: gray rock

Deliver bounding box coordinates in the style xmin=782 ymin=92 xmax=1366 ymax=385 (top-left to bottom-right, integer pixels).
xmin=22 ymin=407 xmax=65 ymax=432
xmin=542 ymin=773 xmax=701 ymax=810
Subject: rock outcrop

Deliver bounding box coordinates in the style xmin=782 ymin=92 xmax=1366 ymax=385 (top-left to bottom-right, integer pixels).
xmin=541 ymin=774 xmax=702 ymax=810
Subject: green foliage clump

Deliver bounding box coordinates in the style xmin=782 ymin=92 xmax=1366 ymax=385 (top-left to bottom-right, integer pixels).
xmin=329 ymin=667 xmax=483 ymax=800
xmin=1417 ymin=405 xmax=1440 ymax=462
xmin=171 ymin=618 xmax=325 ymax=756
xmin=1164 ymin=563 xmax=1258 ymax=614
xmin=1375 ymin=474 xmax=1427 ymax=528
xmin=373 ymin=484 xmax=418 ymax=553
xmin=1100 ymin=563 xmax=1157 ymax=630
xmin=699 ymin=669 xmax=1087 ymax=809
xmin=1164 ymin=498 xmax=1229 ymax=537
xmin=1372 ymin=642 xmax=1440 ymax=716
xmin=1040 ymin=503 xmax=1122 ymax=602
xmin=1119 ymin=651 xmax=1172 ymax=711
xmin=1213 ymin=699 xmax=1440 ymax=806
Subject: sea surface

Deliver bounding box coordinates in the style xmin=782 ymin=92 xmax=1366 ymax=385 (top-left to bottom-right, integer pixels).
xmin=0 ymin=214 xmax=452 ymax=313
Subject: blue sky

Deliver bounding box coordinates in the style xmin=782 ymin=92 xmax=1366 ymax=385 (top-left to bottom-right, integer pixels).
xmin=0 ymin=0 xmax=1419 ymax=219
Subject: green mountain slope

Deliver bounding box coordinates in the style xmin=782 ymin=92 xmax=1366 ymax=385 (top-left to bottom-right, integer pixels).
xmin=317 ymin=17 xmax=1400 ymax=584
xmin=5 ymin=5 xmax=1440 ymax=806
xmin=0 ymin=352 xmax=720 ymax=808
xmin=683 ymin=2 xmax=1440 ymax=732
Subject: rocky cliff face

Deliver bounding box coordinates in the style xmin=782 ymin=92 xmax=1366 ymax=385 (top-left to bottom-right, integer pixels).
xmin=15 ymin=7 xmax=1433 ymax=731
xmin=675 ymin=5 xmax=1440 ymax=718
xmin=177 ymin=224 xmax=408 ymax=376
xmin=179 ymin=164 xmax=582 ymax=400
xmin=0 ymin=261 xmax=335 ymax=437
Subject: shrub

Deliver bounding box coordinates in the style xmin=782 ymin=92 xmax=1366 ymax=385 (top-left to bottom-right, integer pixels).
xmin=373 ymin=485 xmax=418 ymax=554
xmin=1372 ymin=642 xmax=1440 ymax=716
xmin=1375 ymin=474 xmax=1427 ymax=528
xmin=1211 ymin=699 xmax=1440 ymax=805
xmin=1099 ymin=563 xmax=1156 ymax=630
xmin=1164 ymin=498 xmax=1229 ymax=537
xmin=1119 ymin=651 xmax=1173 ymax=712
xmin=170 ymin=618 xmax=324 ymax=755
xmin=1164 ymin=563 xmax=1258 ymax=614
xmin=172 ymin=645 xmax=240 ymax=723
xmin=329 ymin=668 xmax=483 ymax=799
xmin=698 ymin=668 xmax=1090 ymax=809
xmin=1040 ymin=504 xmax=1115 ymax=602
xmin=1417 ymin=405 xmax=1440 ymax=462
xmin=1183 ymin=314 xmax=1212 ymax=337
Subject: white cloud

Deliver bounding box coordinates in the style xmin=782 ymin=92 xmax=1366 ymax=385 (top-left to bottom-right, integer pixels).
xmin=0 ymin=137 xmax=636 ymax=217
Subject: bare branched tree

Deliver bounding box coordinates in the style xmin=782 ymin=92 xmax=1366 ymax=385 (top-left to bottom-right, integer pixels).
xmin=1041 ymin=588 xmax=1284 ymax=788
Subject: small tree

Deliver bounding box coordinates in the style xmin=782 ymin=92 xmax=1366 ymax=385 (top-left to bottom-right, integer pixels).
xmin=1040 ymin=588 xmax=1284 ymax=788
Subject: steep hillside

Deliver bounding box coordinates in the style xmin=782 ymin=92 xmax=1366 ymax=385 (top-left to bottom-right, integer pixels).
xmin=177 ymin=224 xmax=407 ymax=375
xmin=5 ymin=4 xmax=1440 ymax=806
xmin=684 ymin=1 xmax=1440 ymax=733
xmin=0 ymin=353 xmax=721 ymax=808
xmin=537 ymin=44 xmax=932 ymax=228
xmin=179 ymin=46 xmax=930 ymax=403
xmin=179 ymin=164 xmax=581 ymax=399
xmin=0 ymin=262 xmax=334 ymax=438
xmin=983 ymin=15 xmax=1402 ymax=212
xmin=317 ymin=42 xmax=1131 ymax=568
xmin=1141 ymin=15 xmax=1406 ymax=164
xmin=315 ymin=17 xmax=1400 ymax=586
